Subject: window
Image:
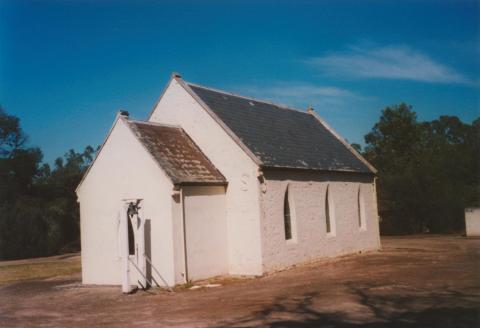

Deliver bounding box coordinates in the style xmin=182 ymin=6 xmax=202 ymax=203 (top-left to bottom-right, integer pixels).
xmin=284 ymin=186 xmax=292 ymax=240
xmin=325 ymin=185 xmax=331 ymax=233
xmin=358 ymin=185 xmax=366 ymax=230
xmin=127 ymin=201 xmax=140 ymax=256
xmin=325 ymin=184 xmax=336 ymax=236
xmin=127 ymin=216 xmax=135 ymax=255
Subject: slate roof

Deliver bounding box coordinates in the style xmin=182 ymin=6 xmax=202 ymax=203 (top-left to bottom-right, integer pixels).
xmin=187 ymin=83 xmax=373 ymax=174
xmin=126 ymin=120 xmax=226 ymax=185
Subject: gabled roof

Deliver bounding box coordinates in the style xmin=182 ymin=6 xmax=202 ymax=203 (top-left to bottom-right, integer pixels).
xmin=126 ymin=120 xmax=226 ymax=185
xmin=182 ymin=81 xmax=375 ymax=174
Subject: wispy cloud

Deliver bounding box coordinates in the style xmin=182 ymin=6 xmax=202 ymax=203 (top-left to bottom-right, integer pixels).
xmin=307 ymin=45 xmax=471 ymax=84
xmin=233 ymin=82 xmax=373 ymax=111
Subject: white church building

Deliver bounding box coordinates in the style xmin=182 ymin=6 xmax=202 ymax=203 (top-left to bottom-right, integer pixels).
xmin=76 ymin=73 xmax=381 ymax=291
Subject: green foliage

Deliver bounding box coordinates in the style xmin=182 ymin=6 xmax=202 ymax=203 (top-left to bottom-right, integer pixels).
xmin=0 ymin=107 xmax=27 ymax=157
xmin=364 ymin=104 xmax=479 ymax=234
xmin=0 ymin=103 xmax=478 ymax=259
xmin=0 ymin=107 xmax=96 ymax=260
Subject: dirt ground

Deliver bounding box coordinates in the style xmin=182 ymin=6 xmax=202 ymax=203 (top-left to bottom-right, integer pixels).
xmin=0 ymin=235 xmax=479 ymax=328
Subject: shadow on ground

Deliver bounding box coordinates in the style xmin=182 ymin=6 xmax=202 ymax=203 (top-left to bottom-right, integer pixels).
xmin=214 ymin=284 xmax=480 ymax=328
xmin=1 ymin=236 xmax=479 ymax=328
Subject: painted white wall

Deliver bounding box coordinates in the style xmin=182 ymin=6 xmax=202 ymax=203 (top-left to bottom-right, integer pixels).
xmin=77 ymin=118 xmax=176 ymax=286
xmin=465 ymin=208 xmax=480 ymax=237
xmin=260 ymin=170 xmax=381 ymax=272
xmin=182 ymin=186 xmax=228 ymax=281
xmin=149 ymin=79 xmax=263 ymax=276
xmin=76 ymin=77 xmax=383 ymax=286
xmin=171 ymin=192 xmax=185 ymax=284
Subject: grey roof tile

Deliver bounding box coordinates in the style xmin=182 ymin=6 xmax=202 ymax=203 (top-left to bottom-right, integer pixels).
xmin=187 ymin=83 xmax=372 ymax=173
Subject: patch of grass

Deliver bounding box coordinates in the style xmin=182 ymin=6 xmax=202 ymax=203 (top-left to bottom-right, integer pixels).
xmin=0 ymin=257 xmax=81 ymax=286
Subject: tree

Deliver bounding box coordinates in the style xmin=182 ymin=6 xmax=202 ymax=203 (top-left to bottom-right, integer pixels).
xmin=0 ymin=107 xmax=46 ymax=259
xmin=0 ymin=107 xmax=96 ymax=260
xmin=364 ymin=104 xmax=479 ymax=234
xmin=0 ymin=107 xmax=27 ymax=157
xmin=35 ymin=147 xmax=96 ymax=251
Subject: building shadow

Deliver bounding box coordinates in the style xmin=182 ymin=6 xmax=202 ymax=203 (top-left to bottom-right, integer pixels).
xmin=144 ymin=219 xmax=152 ymax=287
xmin=211 ymin=284 xmax=480 ymax=328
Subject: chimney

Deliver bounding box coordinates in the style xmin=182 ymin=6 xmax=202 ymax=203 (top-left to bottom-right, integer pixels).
xmin=118 ymin=110 xmax=129 ymax=118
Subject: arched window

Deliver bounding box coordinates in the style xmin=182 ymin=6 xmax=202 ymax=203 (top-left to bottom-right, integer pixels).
xmin=325 ymin=185 xmax=331 ymax=233
xmin=325 ymin=184 xmax=336 ymax=235
xmin=284 ymin=186 xmax=292 ymax=240
xmin=357 ymin=185 xmax=366 ymax=230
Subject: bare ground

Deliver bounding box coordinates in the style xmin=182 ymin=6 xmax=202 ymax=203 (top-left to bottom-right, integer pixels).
xmin=0 ymin=235 xmax=479 ymax=328
xmin=0 ymin=253 xmax=80 ymax=286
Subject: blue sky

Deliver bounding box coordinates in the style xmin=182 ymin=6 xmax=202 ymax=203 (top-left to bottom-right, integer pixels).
xmin=1 ymin=0 xmax=479 ymax=163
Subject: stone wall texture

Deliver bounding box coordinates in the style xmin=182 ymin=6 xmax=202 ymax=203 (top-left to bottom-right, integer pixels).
xmin=260 ymin=170 xmax=381 ymax=272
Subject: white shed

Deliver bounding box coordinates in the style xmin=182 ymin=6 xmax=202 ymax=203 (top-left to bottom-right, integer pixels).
xmin=76 ymin=73 xmax=381 ymax=291
xmin=465 ymin=208 xmax=480 ymax=237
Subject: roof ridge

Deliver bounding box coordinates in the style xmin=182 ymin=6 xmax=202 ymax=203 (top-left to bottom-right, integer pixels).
xmin=186 ymin=81 xmax=311 ymax=116
xmin=129 ymin=119 xmax=182 ymax=129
